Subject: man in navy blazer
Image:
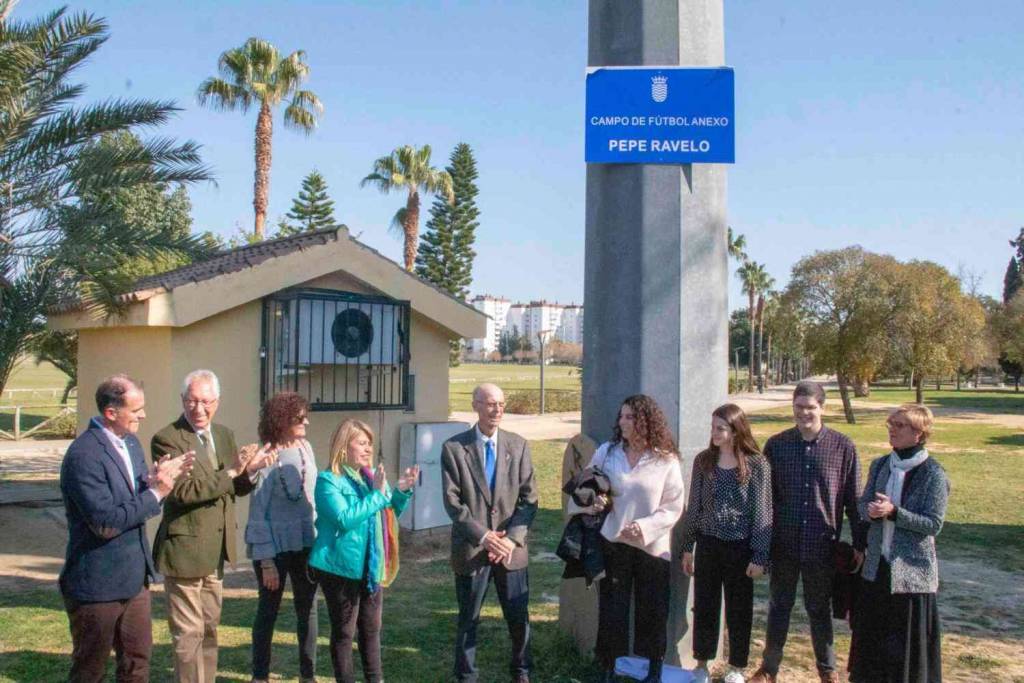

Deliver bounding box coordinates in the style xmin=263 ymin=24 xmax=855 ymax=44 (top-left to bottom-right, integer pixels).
xmin=60 ymin=374 xmax=191 ymax=683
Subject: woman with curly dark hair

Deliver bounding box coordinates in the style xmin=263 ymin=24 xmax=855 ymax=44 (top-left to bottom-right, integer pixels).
xmin=569 ymin=394 xmax=685 ymax=683
xmin=246 ymin=392 xmax=319 ymax=683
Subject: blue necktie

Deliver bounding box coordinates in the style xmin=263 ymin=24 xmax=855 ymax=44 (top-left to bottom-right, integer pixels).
xmin=484 ymin=440 xmax=496 ymax=494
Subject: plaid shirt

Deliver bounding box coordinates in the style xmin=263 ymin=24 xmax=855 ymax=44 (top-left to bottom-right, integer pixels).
xmin=764 ymin=425 xmax=866 ymax=563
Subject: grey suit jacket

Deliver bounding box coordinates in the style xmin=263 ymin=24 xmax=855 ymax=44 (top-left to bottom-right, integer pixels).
xmin=441 ymin=427 xmax=538 ymax=574
xmin=859 ymin=455 xmax=949 ymax=594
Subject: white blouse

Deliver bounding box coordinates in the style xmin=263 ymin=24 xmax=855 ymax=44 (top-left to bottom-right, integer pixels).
xmin=570 ymin=441 xmax=685 ymax=560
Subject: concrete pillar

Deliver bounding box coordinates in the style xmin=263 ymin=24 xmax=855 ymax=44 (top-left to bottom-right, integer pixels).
xmin=577 ymin=0 xmax=729 ymax=668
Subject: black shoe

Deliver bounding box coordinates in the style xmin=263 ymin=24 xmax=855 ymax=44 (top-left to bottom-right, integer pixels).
xmin=641 ymin=658 xmax=663 ymax=683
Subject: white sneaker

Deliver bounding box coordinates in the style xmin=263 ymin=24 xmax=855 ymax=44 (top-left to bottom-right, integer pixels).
xmin=692 ymin=668 xmax=711 ymax=683
xmin=723 ymin=669 xmax=746 ymax=683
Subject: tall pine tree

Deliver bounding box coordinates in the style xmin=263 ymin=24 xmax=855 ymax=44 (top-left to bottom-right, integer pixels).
xmin=282 ymin=170 xmax=337 ymax=234
xmin=415 ymin=143 xmax=480 ymax=364
xmin=416 ymin=143 xmax=479 ymax=297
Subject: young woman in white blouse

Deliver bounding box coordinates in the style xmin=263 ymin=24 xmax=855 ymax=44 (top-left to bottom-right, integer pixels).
xmin=576 ymin=395 xmax=685 ymax=683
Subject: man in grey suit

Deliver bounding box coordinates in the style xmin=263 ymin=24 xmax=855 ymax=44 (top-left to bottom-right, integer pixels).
xmin=442 ymin=383 xmax=538 ymax=683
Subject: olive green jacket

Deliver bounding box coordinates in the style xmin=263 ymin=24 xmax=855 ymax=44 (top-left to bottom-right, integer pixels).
xmin=151 ymin=416 xmax=254 ymax=578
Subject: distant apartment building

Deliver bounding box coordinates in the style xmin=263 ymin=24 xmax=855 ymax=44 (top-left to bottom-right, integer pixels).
xmin=466 ymin=295 xmax=511 ymax=356
xmin=466 ymin=295 xmax=584 ymax=357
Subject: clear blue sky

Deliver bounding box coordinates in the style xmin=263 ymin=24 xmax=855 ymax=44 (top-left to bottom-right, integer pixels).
xmin=25 ymin=1 xmax=1024 ymax=309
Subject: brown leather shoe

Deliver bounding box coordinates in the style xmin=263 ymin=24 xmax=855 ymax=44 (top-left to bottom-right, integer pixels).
xmin=748 ymin=669 xmax=777 ymax=683
xmin=819 ymin=673 xmax=839 ymax=683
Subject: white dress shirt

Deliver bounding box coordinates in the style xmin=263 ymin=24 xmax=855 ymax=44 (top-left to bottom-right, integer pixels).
xmin=475 ymin=425 xmax=499 ymax=472
xmin=97 ymin=419 xmax=162 ymax=502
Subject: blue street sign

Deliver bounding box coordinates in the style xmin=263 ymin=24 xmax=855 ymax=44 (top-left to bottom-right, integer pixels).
xmin=585 ymin=67 xmax=735 ymax=164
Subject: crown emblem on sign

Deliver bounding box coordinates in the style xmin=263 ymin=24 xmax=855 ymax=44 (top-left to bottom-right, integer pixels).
xmin=651 ymin=75 xmax=668 ymax=103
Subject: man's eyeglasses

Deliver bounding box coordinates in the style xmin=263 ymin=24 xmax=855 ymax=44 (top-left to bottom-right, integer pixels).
xmin=184 ymin=398 xmax=218 ymax=409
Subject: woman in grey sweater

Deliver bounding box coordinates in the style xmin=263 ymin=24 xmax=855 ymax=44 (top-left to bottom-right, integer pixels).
xmin=849 ymin=403 xmax=949 ymax=683
xmin=246 ymin=392 xmax=319 ymax=683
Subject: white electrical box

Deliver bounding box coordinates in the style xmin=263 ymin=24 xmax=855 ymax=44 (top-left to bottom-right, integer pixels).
xmin=398 ymin=421 xmax=470 ymax=530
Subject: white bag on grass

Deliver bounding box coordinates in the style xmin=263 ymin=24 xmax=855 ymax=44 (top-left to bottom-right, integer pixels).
xmin=614 ymin=655 xmax=696 ymax=682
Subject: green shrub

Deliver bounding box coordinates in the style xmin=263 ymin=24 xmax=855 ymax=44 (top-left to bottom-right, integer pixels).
xmin=39 ymin=409 xmax=78 ymax=438
xmin=504 ymin=389 xmax=581 ymax=414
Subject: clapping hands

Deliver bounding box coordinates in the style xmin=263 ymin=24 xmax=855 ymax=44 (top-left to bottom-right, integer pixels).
xmin=148 ymin=451 xmax=195 ymax=497
xmin=397 ymin=465 xmax=419 ymax=492
xmin=232 ymin=443 xmax=278 ymax=477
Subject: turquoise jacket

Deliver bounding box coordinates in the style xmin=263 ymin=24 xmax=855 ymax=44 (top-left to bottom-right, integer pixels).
xmin=309 ymin=468 xmax=411 ymax=581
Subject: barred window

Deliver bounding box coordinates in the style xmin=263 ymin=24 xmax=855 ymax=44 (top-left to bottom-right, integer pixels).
xmin=261 ymin=288 xmax=411 ymax=410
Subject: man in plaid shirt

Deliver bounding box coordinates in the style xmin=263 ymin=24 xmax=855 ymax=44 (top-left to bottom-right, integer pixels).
xmin=750 ymin=381 xmax=866 ymax=683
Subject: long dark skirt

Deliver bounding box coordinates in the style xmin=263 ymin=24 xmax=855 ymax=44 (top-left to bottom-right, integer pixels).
xmin=849 ymin=558 xmax=942 ymax=683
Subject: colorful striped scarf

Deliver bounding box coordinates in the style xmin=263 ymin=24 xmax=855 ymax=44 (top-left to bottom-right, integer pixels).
xmin=347 ymin=466 xmax=400 ymax=593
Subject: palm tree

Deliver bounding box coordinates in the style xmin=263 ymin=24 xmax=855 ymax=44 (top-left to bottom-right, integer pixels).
xmin=727 ymin=226 xmax=748 ymax=262
xmin=198 ymin=38 xmax=322 ymax=240
xmin=755 ymin=284 xmax=776 ymax=391
xmin=737 ymin=261 xmax=771 ymax=391
xmin=0 ymin=3 xmax=211 ymax=395
xmin=361 ymin=145 xmax=453 ymax=271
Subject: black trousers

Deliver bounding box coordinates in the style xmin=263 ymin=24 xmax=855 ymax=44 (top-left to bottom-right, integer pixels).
xmin=692 ymin=534 xmax=754 ymax=667
xmin=252 ymin=549 xmax=318 ymax=679
xmin=454 ymin=563 xmax=531 ymax=682
xmin=318 ymin=570 xmax=384 ymax=683
xmin=761 ymin=554 xmax=836 ymax=675
xmin=596 ymin=540 xmax=670 ymax=670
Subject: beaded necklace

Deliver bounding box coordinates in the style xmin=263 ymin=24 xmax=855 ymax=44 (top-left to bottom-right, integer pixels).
xmin=278 ymin=442 xmax=309 ymax=502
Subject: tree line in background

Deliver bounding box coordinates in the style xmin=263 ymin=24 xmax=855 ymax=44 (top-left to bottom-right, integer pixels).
xmin=493 ymin=327 xmax=583 ymax=366
xmin=726 ymin=233 xmax=1023 ymax=425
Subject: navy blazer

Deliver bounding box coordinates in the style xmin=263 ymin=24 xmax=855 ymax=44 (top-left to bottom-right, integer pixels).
xmin=59 ymin=420 xmax=162 ymax=602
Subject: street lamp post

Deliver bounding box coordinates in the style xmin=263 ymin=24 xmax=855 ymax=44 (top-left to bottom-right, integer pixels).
xmin=538 ymin=329 xmax=553 ymax=414
xmin=733 ymin=346 xmax=744 ymax=393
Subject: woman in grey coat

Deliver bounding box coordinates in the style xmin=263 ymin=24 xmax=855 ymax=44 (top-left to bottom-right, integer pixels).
xmin=849 ymin=404 xmax=949 ymax=683
xmin=246 ymin=392 xmax=319 ymax=683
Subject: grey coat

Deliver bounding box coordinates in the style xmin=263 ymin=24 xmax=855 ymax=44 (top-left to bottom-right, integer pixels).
xmin=859 ymin=455 xmax=950 ymax=594
xmin=441 ymin=427 xmax=538 ymax=574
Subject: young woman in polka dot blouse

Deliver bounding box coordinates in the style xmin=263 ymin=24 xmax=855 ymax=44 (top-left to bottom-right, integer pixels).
xmin=681 ymin=403 xmax=773 ymax=683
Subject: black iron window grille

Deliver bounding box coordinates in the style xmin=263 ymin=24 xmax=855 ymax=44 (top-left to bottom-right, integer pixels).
xmin=261 ymin=288 xmax=411 ymax=411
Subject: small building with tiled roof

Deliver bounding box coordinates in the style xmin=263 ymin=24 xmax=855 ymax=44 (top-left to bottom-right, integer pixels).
xmin=49 ymin=226 xmax=486 ymax=510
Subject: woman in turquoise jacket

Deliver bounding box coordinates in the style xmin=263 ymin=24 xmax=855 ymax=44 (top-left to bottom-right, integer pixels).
xmin=309 ymin=418 xmax=419 ymax=683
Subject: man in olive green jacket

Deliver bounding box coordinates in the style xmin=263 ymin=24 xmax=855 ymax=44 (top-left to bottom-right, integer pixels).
xmin=152 ymin=369 xmax=275 ymax=683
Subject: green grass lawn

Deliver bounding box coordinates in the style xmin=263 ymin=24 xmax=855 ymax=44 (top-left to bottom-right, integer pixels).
xmin=1 ymin=359 xmax=75 ymax=437
xmin=856 ymin=384 xmax=1024 ymax=414
xmin=2 ymin=359 xmax=72 ymax=402
xmin=449 ymin=362 xmax=581 ymax=413
xmin=3 ymin=364 xmax=1022 ymax=680
xmin=2 ymin=406 xmax=1022 ymax=682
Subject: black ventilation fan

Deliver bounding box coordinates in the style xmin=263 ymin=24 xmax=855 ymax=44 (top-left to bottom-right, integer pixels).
xmin=331 ymin=309 xmax=374 ymax=358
